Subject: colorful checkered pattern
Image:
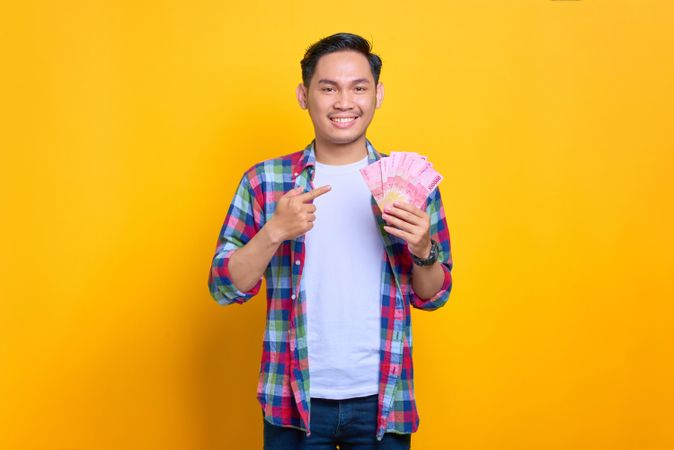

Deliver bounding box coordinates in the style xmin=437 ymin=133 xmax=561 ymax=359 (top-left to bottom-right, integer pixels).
xmin=208 ymin=138 xmax=453 ymax=441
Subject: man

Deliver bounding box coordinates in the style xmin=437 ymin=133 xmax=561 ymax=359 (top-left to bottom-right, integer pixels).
xmin=208 ymin=32 xmax=453 ymax=450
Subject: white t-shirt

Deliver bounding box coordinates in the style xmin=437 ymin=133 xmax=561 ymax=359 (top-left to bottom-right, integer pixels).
xmin=302 ymin=153 xmax=385 ymax=399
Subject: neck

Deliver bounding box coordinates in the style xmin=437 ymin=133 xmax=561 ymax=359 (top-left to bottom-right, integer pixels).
xmin=314 ymin=135 xmax=368 ymax=165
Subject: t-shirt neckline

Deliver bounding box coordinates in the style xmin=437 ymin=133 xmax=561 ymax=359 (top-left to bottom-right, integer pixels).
xmin=314 ymin=155 xmax=369 ymax=174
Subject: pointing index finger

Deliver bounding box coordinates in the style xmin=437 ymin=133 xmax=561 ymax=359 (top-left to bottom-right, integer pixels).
xmin=298 ymin=184 xmax=332 ymax=202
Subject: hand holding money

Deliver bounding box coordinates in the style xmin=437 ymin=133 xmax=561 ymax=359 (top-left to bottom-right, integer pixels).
xmin=381 ymin=201 xmax=433 ymax=259
xmin=360 ymin=151 xmax=442 ymax=258
xmin=265 ymin=185 xmax=332 ymax=243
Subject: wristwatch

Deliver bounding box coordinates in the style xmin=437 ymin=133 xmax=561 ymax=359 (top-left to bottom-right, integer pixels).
xmin=412 ymin=239 xmax=439 ymax=266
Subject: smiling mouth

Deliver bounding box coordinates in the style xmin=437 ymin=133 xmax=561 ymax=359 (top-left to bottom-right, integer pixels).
xmin=329 ymin=116 xmax=359 ymax=129
xmin=330 ymin=116 xmax=358 ymax=123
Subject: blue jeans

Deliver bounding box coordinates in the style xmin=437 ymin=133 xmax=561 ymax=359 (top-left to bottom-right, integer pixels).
xmin=262 ymin=393 xmax=412 ymax=449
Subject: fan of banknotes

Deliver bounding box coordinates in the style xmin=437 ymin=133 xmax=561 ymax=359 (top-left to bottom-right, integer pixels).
xmin=360 ymin=151 xmax=443 ymax=212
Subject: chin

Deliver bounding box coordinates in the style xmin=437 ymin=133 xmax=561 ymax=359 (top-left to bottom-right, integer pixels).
xmin=328 ymin=126 xmax=366 ymax=139
xmin=327 ymin=134 xmax=364 ymax=145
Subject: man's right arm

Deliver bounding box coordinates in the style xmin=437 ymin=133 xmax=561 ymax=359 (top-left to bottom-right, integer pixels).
xmin=226 ymin=221 xmax=284 ymax=293
xmin=208 ymin=172 xmax=272 ymax=305
xmin=208 ymin=173 xmax=331 ymax=306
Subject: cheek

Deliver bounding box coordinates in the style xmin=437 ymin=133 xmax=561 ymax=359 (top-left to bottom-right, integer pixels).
xmin=307 ymin=103 xmax=326 ymax=120
xmin=310 ymin=101 xmax=331 ymax=117
xmin=359 ymin=96 xmax=377 ymax=111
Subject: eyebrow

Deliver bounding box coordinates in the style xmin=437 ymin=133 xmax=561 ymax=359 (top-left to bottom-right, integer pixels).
xmin=317 ymin=78 xmax=371 ymax=85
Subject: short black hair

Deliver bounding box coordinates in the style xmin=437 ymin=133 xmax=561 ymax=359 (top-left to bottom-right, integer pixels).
xmin=300 ymin=32 xmax=382 ymax=87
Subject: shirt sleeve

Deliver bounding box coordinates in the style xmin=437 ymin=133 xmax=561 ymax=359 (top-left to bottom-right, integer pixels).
xmin=208 ymin=171 xmax=264 ymax=305
xmin=409 ymin=186 xmax=454 ymax=311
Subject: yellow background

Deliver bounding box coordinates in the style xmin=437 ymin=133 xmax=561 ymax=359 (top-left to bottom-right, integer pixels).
xmin=1 ymin=1 xmax=673 ymax=449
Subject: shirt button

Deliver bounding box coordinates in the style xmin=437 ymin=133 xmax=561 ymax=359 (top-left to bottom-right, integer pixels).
xmin=293 ymin=172 xmax=298 ymax=176
xmin=291 ymin=294 xmax=296 ymax=299
xmin=295 ymin=260 xmax=300 ymax=265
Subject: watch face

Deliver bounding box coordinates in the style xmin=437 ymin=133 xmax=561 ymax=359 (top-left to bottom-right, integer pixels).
xmin=428 ymin=241 xmax=438 ymax=260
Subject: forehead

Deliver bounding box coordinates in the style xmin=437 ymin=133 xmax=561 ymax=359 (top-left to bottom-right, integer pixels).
xmin=312 ymin=50 xmax=373 ymax=84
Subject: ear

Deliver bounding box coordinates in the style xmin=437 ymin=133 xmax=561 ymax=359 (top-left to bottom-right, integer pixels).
xmin=296 ymin=83 xmax=308 ymax=109
xmin=375 ymin=82 xmax=384 ymax=109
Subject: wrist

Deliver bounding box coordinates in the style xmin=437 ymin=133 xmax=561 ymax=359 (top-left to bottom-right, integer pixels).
xmin=262 ymin=220 xmax=284 ymax=246
xmin=412 ymin=240 xmax=433 ymax=259
xmin=412 ymin=239 xmax=439 ymax=266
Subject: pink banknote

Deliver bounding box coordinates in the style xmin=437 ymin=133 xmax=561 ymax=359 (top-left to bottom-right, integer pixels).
xmin=359 ymin=151 xmax=443 ymax=212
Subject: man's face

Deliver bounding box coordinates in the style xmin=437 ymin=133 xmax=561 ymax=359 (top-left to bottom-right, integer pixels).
xmin=297 ymin=50 xmax=384 ymax=146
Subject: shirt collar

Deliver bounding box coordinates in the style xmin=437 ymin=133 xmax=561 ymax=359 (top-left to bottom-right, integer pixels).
xmin=294 ymin=137 xmax=383 ymax=178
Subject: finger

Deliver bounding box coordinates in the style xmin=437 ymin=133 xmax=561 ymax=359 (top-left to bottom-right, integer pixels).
xmin=390 ymin=201 xmax=425 ymax=218
xmin=382 ymin=207 xmax=423 ymax=227
xmin=383 ymin=225 xmax=413 ymax=241
xmin=381 ymin=212 xmax=416 ymax=234
xmin=298 ymin=184 xmax=332 ymax=202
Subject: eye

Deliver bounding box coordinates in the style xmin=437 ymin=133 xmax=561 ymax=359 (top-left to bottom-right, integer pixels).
xmin=322 ymin=87 xmax=335 ymax=92
xmin=355 ymin=86 xmax=367 ymax=92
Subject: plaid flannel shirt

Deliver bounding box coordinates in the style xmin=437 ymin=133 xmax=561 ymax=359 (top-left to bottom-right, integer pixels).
xmin=208 ymin=138 xmax=453 ymax=441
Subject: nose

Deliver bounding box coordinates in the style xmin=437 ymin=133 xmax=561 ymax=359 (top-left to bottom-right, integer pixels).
xmin=333 ymin=90 xmax=355 ymax=110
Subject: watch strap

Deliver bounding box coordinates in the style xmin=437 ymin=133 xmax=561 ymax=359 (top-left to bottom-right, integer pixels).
xmin=412 ymin=239 xmax=439 ymax=266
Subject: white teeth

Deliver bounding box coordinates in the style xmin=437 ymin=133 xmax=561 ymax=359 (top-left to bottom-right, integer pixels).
xmin=332 ymin=117 xmax=356 ymax=123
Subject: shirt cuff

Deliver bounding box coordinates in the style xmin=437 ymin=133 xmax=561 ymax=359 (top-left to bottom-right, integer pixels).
xmin=409 ymin=261 xmax=452 ymax=307
xmin=216 ymin=248 xmax=264 ymax=302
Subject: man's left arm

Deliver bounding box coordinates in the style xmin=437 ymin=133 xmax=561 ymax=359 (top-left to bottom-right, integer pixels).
xmin=382 ymin=187 xmax=453 ymax=311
